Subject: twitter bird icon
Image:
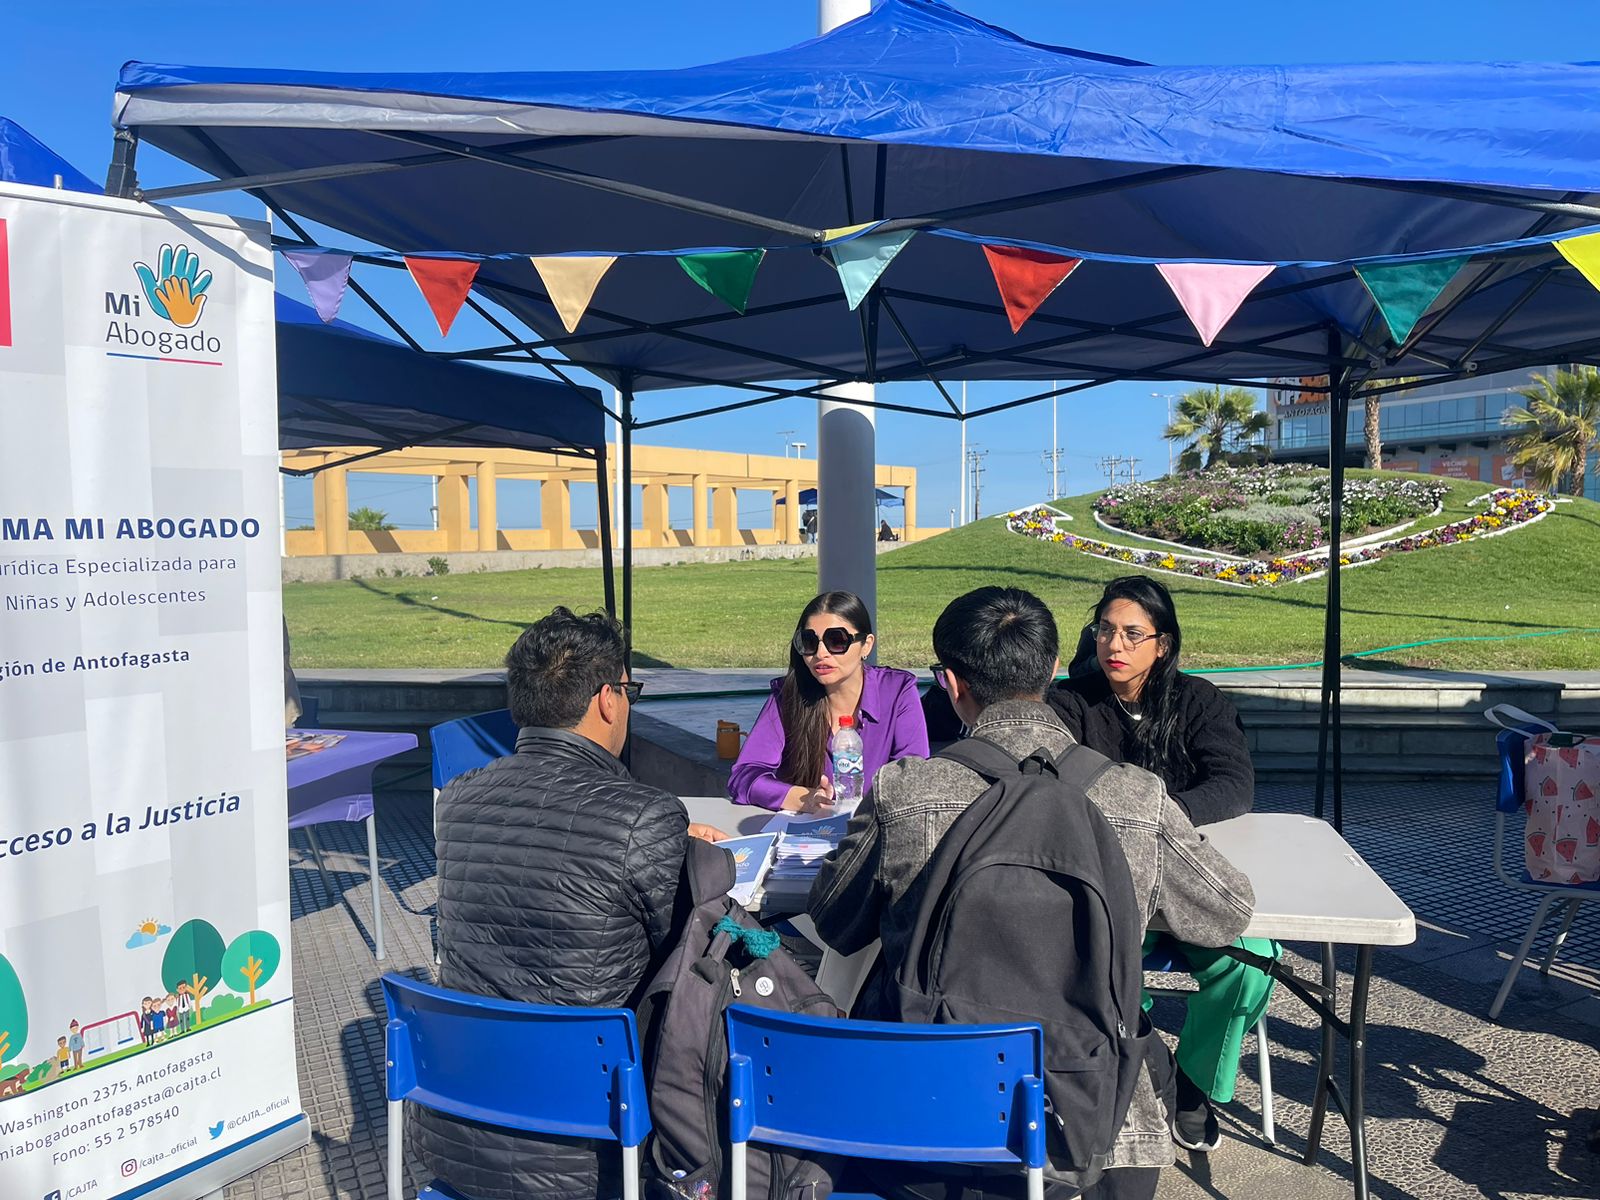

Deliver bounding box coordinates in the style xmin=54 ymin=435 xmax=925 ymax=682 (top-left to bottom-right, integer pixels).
xmin=208 ymin=1121 xmax=226 ymax=1140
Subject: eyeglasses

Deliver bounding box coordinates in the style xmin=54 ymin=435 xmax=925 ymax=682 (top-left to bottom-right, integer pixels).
xmin=929 ymin=663 xmax=950 ymax=691
xmin=794 ymin=626 xmax=868 ymax=657
xmin=594 ymin=679 xmax=645 ymax=703
xmin=1090 ymin=622 xmax=1159 ymax=649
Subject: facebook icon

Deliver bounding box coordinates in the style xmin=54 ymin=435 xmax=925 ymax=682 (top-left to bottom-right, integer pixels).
xmin=44 ymin=1190 xmax=62 ymax=1200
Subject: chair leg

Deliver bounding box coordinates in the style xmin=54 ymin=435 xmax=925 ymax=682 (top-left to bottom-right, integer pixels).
xmin=1490 ymin=894 xmax=1558 ymax=1020
xmin=303 ymin=826 xmax=335 ymax=901
xmin=730 ymin=1140 xmax=748 ymax=1200
xmin=367 ymin=814 xmax=386 ymax=962
xmin=622 ymin=1144 xmax=641 ymax=1200
xmin=386 ymin=1099 xmax=404 ymax=1200
xmin=1255 ymin=1015 xmax=1275 ymax=1145
xmin=1539 ymin=899 xmax=1580 ymax=977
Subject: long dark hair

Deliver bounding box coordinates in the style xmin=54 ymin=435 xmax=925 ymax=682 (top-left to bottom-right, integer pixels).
xmin=1090 ymin=575 xmax=1191 ymax=784
xmin=777 ymin=591 xmax=873 ymax=788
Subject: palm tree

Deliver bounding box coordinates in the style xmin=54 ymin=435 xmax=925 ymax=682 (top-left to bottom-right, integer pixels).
xmin=1503 ymin=367 xmax=1600 ymax=496
xmin=1358 ymin=376 xmax=1419 ymax=470
xmin=1164 ymin=386 xmax=1270 ymax=471
xmin=348 ymin=506 xmax=395 ymax=532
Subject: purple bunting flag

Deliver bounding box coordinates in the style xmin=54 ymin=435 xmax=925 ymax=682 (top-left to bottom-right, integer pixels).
xmin=282 ymin=250 xmax=354 ymax=323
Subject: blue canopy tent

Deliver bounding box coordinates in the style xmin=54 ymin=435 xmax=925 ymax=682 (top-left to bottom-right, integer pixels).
xmin=1 ymin=116 xmax=615 ymax=611
xmin=105 ymin=0 xmax=1600 ymax=842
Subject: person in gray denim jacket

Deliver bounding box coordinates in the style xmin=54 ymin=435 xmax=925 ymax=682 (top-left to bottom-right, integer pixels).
xmin=808 ymin=587 xmax=1254 ymax=1200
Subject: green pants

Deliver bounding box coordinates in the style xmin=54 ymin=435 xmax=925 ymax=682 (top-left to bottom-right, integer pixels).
xmin=1141 ymin=931 xmax=1279 ymax=1104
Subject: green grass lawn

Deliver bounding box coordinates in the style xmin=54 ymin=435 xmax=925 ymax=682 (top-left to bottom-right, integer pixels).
xmin=285 ymin=478 xmax=1600 ymax=672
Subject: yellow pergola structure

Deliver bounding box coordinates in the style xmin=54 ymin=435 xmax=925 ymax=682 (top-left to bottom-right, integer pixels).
xmin=282 ymin=443 xmax=920 ymax=557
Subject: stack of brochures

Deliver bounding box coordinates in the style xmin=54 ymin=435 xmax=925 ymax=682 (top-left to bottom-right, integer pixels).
xmin=766 ymin=811 xmax=852 ymax=882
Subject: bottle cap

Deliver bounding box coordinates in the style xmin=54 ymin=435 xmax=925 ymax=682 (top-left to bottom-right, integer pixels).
xmin=839 ymin=715 xmax=854 ymax=728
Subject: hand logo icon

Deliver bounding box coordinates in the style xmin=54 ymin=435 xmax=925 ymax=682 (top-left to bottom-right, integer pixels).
xmin=133 ymin=244 xmax=213 ymax=328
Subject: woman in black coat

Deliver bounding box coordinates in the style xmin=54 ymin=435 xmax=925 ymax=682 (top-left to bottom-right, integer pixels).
xmin=1048 ymin=575 xmax=1273 ymax=1156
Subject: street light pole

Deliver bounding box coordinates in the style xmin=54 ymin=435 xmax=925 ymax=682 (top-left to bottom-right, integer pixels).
xmin=960 ymin=380 xmax=968 ymax=523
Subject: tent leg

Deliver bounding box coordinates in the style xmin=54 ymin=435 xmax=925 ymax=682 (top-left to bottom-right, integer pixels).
xmin=596 ymin=444 xmax=616 ymax=619
xmin=621 ymin=383 xmax=634 ymax=646
xmin=1315 ymin=355 xmax=1351 ymax=831
xmin=104 ymin=128 xmax=140 ymax=198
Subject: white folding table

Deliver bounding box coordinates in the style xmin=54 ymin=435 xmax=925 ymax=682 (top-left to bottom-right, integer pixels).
xmin=677 ymin=801 xmax=1414 ymax=1200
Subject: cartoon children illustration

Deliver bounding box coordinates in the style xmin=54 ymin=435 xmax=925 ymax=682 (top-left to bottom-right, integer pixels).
xmin=140 ymin=998 xmax=155 ymax=1047
xmin=150 ymin=998 xmax=166 ymax=1042
xmin=55 ymin=1036 xmax=71 ymax=1075
xmin=67 ymin=1020 xmax=84 ymax=1071
xmin=163 ymin=994 xmax=179 ymax=1040
xmin=177 ymin=983 xmax=194 ymax=1034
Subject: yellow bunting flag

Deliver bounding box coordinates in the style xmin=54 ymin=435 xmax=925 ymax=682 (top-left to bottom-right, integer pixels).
xmin=529 ymin=256 xmax=618 ymax=333
xmin=823 ymin=221 xmax=877 ymax=243
xmin=1555 ymin=231 xmax=1600 ymax=294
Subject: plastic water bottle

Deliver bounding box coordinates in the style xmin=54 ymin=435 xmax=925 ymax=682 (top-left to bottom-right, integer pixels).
xmin=831 ymin=715 xmax=866 ymax=814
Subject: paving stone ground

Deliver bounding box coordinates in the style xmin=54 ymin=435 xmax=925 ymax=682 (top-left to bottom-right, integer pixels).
xmin=225 ymin=775 xmax=1600 ymax=1200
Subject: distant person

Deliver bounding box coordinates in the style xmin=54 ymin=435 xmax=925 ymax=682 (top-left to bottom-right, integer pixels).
xmin=1049 ymin=575 xmax=1273 ymax=1153
xmin=878 ymin=518 xmax=899 ymax=542
xmin=730 ymin=591 xmax=929 ymax=811
xmin=802 ymin=508 xmax=818 ymax=543
xmin=809 ymin=586 xmax=1254 ymax=1199
xmin=415 ymin=606 xmax=724 ymax=1200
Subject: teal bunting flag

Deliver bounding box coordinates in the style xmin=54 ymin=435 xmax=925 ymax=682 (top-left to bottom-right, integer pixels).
xmin=831 ymin=229 xmax=915 ymax=310
xmin=1355 ymin=256 xmax=1471 ymax=343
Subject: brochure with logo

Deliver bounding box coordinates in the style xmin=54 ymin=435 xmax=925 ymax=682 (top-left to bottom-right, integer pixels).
xmin=720 ymin=833 xmax=780 ymax=906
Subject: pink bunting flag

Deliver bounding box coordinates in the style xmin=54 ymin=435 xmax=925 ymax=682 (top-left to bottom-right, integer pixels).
xmin=1156 ymin=262 xmax=1275 ymax=347
xmin=404 ymin=257 xmax=481 ymax=337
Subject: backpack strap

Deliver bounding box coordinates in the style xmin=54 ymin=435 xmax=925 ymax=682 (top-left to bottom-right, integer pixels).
xmin=939 ymin=735 xmax=1116 ymax=796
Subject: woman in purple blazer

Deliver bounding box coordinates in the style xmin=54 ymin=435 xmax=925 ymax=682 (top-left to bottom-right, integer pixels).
xmin=730 ymin=591 xmax=930 ymax=810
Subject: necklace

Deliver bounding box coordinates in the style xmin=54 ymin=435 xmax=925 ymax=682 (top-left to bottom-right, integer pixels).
xmin=1113 ymin=693 xmax=1143 ymax=722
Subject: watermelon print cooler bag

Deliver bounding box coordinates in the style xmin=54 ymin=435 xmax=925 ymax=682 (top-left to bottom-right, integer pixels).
xmin=1487 ymin=705 xmax=1600 ymax=884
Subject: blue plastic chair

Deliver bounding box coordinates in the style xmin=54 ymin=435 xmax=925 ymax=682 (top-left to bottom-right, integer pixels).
xmin=1489 ymin=724 xmax=1600 ymax=1020
xmin=724 ymin=1005 xmax=1047 ymax=1200
xmin=430 ymin=709 xmax=519 ymax=792
xmin=1142 ymin=944 xmax=1275 ymax=1143
xmin=381 ymin=973 xmax=650 ymax=1200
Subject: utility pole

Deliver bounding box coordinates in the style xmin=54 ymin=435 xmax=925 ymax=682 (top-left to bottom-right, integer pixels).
xmin=1096 ymin=454 xmax=1141 ymax=487
xmin=1041 ymin=448 xmax=1066 ymax=499
xmin=791 ymin=441 xmax=807 ymax=458
xmin=777 ymin=430 xmax=795 ymax=458
xmin=1051 ymin=379 xmax=1059 ymax=499
xmin=967 ymin=447 xmax=989 ymax=521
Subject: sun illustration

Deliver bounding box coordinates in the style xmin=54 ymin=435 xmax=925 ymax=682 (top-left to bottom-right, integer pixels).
xmin=125 ymin=918 xmax=173 ymax=950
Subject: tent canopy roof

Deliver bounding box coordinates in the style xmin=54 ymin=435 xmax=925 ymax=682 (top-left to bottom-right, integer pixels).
xmin=115 ymin=0 xmax=1600 ymax=399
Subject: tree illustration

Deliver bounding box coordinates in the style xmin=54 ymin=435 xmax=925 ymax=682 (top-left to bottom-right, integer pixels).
xmin=221 ymin=931 xmax=281 ymax=1007
xmin=0 ymin=954 xmax=26 ymax=1069
xmin=161 ymin=920 xmax=225 ymax=1028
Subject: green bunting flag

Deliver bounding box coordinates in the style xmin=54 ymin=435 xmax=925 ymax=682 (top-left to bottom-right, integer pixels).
xmin=676 ymin=249 xmax=766 ymax=314
xmin=1354 ymin=256 xmax=1471 ymax=344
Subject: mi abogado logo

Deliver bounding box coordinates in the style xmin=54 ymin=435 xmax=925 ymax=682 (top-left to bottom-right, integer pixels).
xmin=104 ymin=242 xmax=224 ymax=366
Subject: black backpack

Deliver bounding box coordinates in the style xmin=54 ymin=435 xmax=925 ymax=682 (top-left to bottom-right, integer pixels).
xmin=638 ymin=838 xmax=839 ymax=1200
xmin=887 ymin=737 xmax=1153 ymax=1194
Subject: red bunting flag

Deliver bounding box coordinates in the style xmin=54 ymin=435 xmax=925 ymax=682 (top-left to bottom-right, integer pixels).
xmin=404 ymin=257 xmax=480 ymax=337
xmin=981 ymin=245 xmax=1082 ymax=333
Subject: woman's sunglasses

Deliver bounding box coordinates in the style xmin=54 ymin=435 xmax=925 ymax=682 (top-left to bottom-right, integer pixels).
xmin=794 ymin=626 xmax=868 ymax=657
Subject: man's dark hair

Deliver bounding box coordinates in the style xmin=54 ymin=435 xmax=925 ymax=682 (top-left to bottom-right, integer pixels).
xmin=505 ymin=606 xmax=628 ymax=729
xmin=932 ymin=587 xmax=1058 ymax=709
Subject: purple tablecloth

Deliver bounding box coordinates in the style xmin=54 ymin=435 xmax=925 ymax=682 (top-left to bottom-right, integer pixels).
xmin=287 ymin=729 xmax=417 ymax=826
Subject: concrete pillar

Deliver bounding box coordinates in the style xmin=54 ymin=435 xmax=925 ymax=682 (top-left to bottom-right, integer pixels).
xmin=692 ymin=473 xmax=709 ymax=546
xmin=322 ymin=465 xmax=349 ymax=556
xmin=642 ymin=482 xmax=669 ymax=549
xmin=713 ymin=485 xmax=738 ymax=547
xmin=438 ymin=472 xmax=471 ymax=552
xmin=782 ymin=479 xmax=801 ymax=544
xmin=901 ymin=481 xmax=917 ymax=539
xmin=818 ymin=383 xmax=877 ymax=625
xmin=475 ymin=460 xmax=498 ymax=552
xmin=542 ymin=478 xmax=574 ymax=549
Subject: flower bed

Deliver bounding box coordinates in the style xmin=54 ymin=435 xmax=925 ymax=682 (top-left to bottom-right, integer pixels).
xmin=1007 ymin=489 xmax=1553 ymax=587
xmin=1092 ymin=465 xmax=1448 ymax=556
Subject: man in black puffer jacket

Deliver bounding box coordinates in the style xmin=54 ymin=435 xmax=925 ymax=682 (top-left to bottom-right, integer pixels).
xmin=413 ymin=606 xmax=724 ymax=1200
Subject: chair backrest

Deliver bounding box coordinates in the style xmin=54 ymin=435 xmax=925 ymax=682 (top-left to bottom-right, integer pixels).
xmin=725 ymin=1005 xmax=1045 ymax=1168
xmin=430 ymin=708 xmax=518 ymax=790
xmin=381 ymin=973 xmax=650 ymax=1147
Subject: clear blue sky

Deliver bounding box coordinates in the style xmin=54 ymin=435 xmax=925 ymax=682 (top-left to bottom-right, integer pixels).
xmin=8 ymin=1 xmax=1597 ymax=532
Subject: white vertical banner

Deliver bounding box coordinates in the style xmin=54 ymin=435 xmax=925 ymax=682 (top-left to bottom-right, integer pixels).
xmin=0 ymin=183 xmax=306 ymax=1199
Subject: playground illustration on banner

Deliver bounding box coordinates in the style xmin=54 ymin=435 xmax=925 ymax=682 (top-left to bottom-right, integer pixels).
xmin=0 ymin=919 xmax=282 ymax=1102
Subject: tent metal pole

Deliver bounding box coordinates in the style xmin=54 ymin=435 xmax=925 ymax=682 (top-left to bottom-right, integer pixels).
xmin=104 ymin=128 xmax=140 ymax=198
xmin=1314 ymin=333 xmax=1351 ymax=830
xmin=621 ymin=380 xmax=635 ymax=654
xmin=596 ymin=440 xmax=617 ymax=619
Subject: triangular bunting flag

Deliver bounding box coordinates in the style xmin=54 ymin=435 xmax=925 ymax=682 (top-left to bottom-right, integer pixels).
xmin=831 ymin=230 xmax=915 ymax=311
xmin=823 ymin=221 xmax=877 ymax=243
xmin=1555 ymin=232 xmax=1600 ymax=294
xmin=1355 ymin=256 xmax=1470 ymax=344
xmin=1156 ymin=262 xmax=1275 ymax=347
xmin=981 ymin=245 xmax=1082 ymax=333
xmin=404 ymin=257 xmax=480 ymax=337
xmin=677 ymin=249 xmax=766 ymax=314
xmin=530 ymin=256 xmax=618 ymax=333
xmin=283 ymin=250 xmax=353 ymax=324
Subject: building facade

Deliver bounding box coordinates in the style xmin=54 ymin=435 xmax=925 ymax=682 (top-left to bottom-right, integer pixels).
xmin=1266 ymin=366 xmax=1599 ymax=498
